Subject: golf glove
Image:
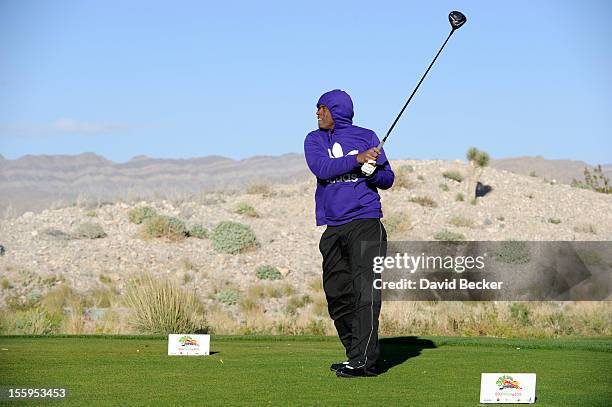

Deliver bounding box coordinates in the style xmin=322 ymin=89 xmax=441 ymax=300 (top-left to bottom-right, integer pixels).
xmin=361 ymin=160 xmax=377 ymax=177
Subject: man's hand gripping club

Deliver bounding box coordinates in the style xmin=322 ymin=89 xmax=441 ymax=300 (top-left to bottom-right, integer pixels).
xmin=357 ymin=147 xmax=381 ymax=177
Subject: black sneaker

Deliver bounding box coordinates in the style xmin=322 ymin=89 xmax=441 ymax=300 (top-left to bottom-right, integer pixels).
xmin=336 ymin=365 xmax=380 ymax=378
xmin=329 ymin=361 xmax=349 ymax=372
xmin=365 ymin=366 xmax=379 ymax=377
xmin=335 ymin=365 xmax=366 ymax=378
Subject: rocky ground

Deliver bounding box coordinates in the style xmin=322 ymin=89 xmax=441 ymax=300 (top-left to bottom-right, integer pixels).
xmin=0 ymin=159 xmax=610 ymax=334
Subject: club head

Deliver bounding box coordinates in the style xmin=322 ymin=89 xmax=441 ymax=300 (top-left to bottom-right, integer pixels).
xmin=449 ymin=11 xmax=467 ymax=30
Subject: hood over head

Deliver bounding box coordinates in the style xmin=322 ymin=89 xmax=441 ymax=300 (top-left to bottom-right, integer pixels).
xmin=317 ymin=89 xmax=354 ymax=129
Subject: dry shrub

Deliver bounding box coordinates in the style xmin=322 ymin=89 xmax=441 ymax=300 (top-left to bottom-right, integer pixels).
xmin=246 ymin=183 xmax=272 ymax=196
xmin=394 ymin=167 xmax=415 ymax=189
xmin=128 ymin=206 xmax=157 ymax=224
xmin=73 ymin=222 xmax=107 ymax=239
xmin=379 ymin=301 xmax=611 ymax=338
xmin=124 ymin=273 xmax=207 ymax=334
xmin=448 ymin=215 xmax=475 ymax=228
xmin=382 ymin=212 xmax=412 ymax=237
xmin=573 ymin=223 xmax=597 ymax=234
xmin=234 ymin=203 xmax=259 ymax=218
xmin=140 ymin=215 xmax=188 ymax=241
xmin=409 ymin=195 xmax=437 ymax=208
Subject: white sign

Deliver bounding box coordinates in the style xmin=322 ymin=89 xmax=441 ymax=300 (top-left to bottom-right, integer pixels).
xmin=480 ymin=373 xmax=536 ymax=404
xmin=167 ymin=334 xmax=210 ymax=356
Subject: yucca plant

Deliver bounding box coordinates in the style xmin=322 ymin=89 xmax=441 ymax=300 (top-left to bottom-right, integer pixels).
xmin=466 ymin=147 xmax=490 ymax=200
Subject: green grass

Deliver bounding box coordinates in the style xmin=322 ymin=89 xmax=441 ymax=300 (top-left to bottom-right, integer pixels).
xmin=0 ymin=335 xmax=610 ymax=406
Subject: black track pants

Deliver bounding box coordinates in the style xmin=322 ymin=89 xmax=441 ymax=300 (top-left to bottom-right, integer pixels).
xmin=318 ymin=218 xmax=387 ymax=370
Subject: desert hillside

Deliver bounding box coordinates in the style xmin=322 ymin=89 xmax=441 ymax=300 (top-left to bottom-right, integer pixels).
xmin=0 ymin=159 xmax=610 ymax=336
xmin=1 ymin=152 xmax=609 ymax=218
xmin=0 ymin=152 xmax=310 ymax=217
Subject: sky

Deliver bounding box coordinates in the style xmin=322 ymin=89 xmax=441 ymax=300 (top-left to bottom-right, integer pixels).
xmin=0 ymin=0 xmax=610 ymax=164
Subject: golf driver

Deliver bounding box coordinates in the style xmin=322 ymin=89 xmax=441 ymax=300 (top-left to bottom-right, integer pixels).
xmin=361 ymin=10 xmax=467 ymax=176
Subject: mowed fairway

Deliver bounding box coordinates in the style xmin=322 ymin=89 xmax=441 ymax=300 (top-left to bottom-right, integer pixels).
xmin=1 ymin=335 xmax=610 ymax=406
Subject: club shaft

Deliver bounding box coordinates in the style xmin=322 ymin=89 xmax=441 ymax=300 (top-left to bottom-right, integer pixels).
xmin=378 ymin=29 xmax=456 ymax=149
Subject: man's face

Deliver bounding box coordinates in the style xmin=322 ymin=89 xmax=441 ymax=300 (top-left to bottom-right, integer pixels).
xmin=317 ymin=105 xmax=334 ymax=130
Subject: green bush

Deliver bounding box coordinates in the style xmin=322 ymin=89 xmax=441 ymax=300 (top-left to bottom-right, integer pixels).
xmin=255 ymin=265 xmax=283 ymax=280
xmin=141 ymin=215 xmax=188 ymax=241
xmin=187 ymin=224 xmax=208 ymax=239
xmin=548 ymin=217 xmax=561 ymax=225
xmin=433 ymin=229 xmax=466 ymax=242
xmin=211 ymin=221 xmax=259 ymax=254
xmin=128 ymin=206 xmax=158 ymax=224
xmin=234 ymin=203 xmax=259 ymax=218
xmin=439 ymin=183 xmax=450 ymax=192
xmin=216 ymin=289 xmax=240 ymax=305
xmin=494 ymin=240 xmax=530 ymax=264
xmin=455 ymin=192 xmax=465 ymax=202
xmin=442 ymin=171 xmax=464 ymax=183
xmin=124 ymin=273 xmax=207 ymax=334
xmin=74 ymin=222 xmax=107 ymax=239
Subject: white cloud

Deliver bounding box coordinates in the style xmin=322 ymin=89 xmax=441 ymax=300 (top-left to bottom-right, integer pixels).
xmin=45 ymin=118 xmax=129 ymax=134
xmin=0 ymin=118 xmax=130 ymax=137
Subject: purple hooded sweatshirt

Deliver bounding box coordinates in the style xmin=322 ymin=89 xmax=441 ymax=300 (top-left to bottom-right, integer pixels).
xmin=304 ymin=89 xmax=395 ymax=226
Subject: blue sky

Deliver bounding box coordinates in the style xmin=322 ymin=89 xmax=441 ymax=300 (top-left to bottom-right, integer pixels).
xmin=1 ymin=1 xmax=610 ymax=164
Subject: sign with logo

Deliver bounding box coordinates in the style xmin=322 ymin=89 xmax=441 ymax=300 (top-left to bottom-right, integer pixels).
xmin=480 ymin=373 xmax=536 ymax=404
xmin=167 ymin=334 xmax=210 ymax=356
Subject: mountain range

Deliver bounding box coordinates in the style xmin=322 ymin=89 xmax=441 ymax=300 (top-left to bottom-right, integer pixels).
xmin=0 ymin=152 xmax=609 ymax=217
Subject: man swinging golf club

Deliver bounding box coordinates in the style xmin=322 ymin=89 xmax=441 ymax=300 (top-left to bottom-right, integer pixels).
xmin=304 ymin=12 xmax=467 ymax=378
xmin=304 ymin=89 xmax=394 ymax=378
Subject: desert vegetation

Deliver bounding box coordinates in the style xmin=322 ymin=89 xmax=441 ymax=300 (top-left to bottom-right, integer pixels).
xmin=234 ymin=203 xmax=259 ymax=218
xmin=210 ymin=221 xmax=259 ymax=254
xmin=571 ymin=165 xmax=611 ymax=194
xmin=465 ymin=147 xmax=490 ymax=199
xmin=408 ymin=195 xmax=437 ymax=208
xmin=255 ymin=265 xmax=283 ymax=280
xmin=0 ymin=158 xmax=610 ymax=338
